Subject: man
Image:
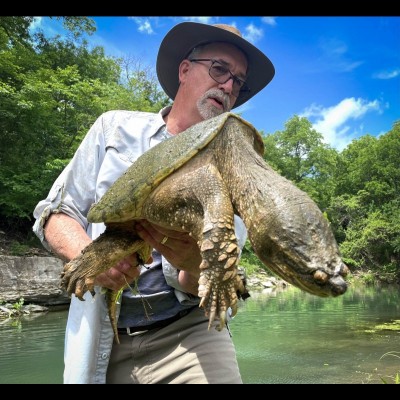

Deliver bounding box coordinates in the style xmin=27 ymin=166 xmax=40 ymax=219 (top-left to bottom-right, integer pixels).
xmin=33 ymin=22 xmax=275 ymax=384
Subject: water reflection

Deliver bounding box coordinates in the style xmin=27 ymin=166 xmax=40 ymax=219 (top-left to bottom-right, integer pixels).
xmin=230 ymin=283 xmax=400 ymax=384
xmin=0 ymin=284 xmax=399 ymax=384
xmin=0 ymin=310 xmax=66 ymax=384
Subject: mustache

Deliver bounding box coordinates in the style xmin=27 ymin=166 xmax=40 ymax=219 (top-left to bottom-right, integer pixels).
xmin=204 ymin=89 xmax=231 ymax=111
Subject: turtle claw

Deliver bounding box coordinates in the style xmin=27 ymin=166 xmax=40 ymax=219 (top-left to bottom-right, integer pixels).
xmin=60 ymin=259 xmax=96 ymax=301
xmin=207 ymin=308 xmax=217 ymax=331
xmin=73 ymin=277 xmax=96 ymax=301
xmin=198 ymin=269 xmax=247 ymax=332
xmin=216 ymin=310 xmax=227 ymax=331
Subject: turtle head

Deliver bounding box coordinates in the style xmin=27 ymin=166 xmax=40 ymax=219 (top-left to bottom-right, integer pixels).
xmin=272 ymin=255 xmax=349 ymax=297
xmin=246 ymin=191 xmax=349 ymax=298
xmin=249 ymin=210 xmax=349 ymax=298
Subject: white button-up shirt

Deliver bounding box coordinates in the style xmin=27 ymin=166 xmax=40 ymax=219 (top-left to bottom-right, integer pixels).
xmin=33 ymin=107 xmax=247 ymax=383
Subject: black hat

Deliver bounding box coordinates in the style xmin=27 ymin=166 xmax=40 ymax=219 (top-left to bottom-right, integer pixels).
xmin=156 ymin=22 xmax=275 ymax=109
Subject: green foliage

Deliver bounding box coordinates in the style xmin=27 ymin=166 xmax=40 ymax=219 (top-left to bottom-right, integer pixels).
xmin=262 ymin=115 xmax=340 ymax=210
xmin=357 ymin=270 xmax=377 ymax=285
xmin=0 ymin=16 xmax=169 ymax=222
xmin=0 ymin=297 xmax=25 ymax=319
xmin=0 ymin=17 xmax=35 ymax=47
xmin=9 ymin=241 xmax=30 ymax=256
xmin=338 ymin=208 xmax=399 ymax=283
xmin=57 ymin=17 xmax=96 ymax=39
xmin=12 ymin=298 xmax=24 ymax=311
xmin=240 ymin=239 xmax=274 ymax=277
xmin=326 ymin=122 xmax=400 ymax=279
xmin=0 ymin=18 xmax=399 ymax=283
xmin=334 ymin=123 xmax=400 ymax=208
xmin=260 ymin=116 xmax=400 ymax=281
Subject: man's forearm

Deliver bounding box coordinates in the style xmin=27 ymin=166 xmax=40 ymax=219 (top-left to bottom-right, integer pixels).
xmin=44 ymin=213 xmax=92 ymax=262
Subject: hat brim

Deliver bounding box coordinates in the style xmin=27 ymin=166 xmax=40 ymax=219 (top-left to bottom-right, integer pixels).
xmin=156 ymin=22 xmax=275 ymax=109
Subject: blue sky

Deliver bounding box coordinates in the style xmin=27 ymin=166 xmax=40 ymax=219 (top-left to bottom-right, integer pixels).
xmin=32 ymin=16 xmax=400 ymax=151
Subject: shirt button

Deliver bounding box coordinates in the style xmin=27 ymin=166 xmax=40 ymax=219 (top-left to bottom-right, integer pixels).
xmin=101 ymin=353 xmax=108 ymax=360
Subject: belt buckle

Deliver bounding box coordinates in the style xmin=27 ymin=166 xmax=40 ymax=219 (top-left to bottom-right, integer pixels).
xmin=126 ymin=327 xmax=148 ymax=336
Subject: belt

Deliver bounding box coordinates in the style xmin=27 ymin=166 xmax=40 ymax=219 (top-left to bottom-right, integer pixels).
xmin=118 ymin=306 xmax=196 ymax=336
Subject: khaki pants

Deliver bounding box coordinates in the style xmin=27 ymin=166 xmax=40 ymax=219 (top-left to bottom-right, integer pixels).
xmin=106 ymin=307 xmax=242 ymax=384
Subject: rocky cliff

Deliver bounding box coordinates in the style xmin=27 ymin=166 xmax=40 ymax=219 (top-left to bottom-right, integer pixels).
xmin=0 ymin=254 xmax=287 ymax=308
xmin=0 ymin=255 xmax=70 ymax=305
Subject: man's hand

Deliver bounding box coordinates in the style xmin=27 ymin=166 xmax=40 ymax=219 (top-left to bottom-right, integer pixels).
xmin=94 ymin=253 xmax=142 ymax=291
xmin=135 ymin=220 xmax=202 ymax=296
xmin=45 ymin=213 xmax=147 ymax=293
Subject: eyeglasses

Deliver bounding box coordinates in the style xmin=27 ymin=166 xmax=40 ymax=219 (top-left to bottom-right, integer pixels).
xmin=189 ymin=58 xmax=250 ymax=98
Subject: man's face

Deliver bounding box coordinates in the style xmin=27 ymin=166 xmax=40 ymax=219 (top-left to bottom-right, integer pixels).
xmin=181 ymin=42 xmax=248 ymax=121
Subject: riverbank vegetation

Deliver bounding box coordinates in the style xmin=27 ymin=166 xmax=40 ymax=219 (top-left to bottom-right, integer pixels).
xmin=0 ymin=17 xmax=399 ymax=284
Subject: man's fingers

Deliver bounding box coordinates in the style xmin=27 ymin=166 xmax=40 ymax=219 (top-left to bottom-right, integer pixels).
xmin=94 ymin=255 xmax=141 ymax=290
xmin=136 ymin=220 xmax=186 ymax=241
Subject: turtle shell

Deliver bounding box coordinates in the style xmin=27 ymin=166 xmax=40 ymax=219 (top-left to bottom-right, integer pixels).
xmin=87 ymin=112 xmax=263 ymax=224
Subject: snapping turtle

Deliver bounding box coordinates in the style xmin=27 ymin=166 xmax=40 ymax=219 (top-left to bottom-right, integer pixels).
xmin=61 ymin=112 xmax=348 ymax=343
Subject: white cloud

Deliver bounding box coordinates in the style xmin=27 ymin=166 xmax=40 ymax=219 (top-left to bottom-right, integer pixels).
xmin=129 ymin=17 xmax=155 ymax=35
xmin=243 ymin=23 xmax=263 ymax=44
xmin=373 ymin=69 xmax=400 ymax=79
xmin=300 ymin=97 xmax=381 ymax=150
xmin=261 ymin=17 xmax=277 ymax=26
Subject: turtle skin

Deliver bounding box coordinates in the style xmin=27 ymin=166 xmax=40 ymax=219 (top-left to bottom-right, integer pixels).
xmin=61 ymin=112 xmax=348 ymax=343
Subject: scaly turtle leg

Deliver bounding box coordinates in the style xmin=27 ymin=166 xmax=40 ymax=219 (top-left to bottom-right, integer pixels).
xmin=61 ymin=224 xmax=152 ymax=344
xmin=143 ymin=163 xmax=248 ymax=331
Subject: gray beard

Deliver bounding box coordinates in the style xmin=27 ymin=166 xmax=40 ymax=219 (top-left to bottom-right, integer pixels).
xmin=197 ymin=89 xmax=231 ymax=120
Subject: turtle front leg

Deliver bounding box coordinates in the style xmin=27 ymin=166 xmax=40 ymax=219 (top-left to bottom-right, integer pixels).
xmin=188 ymin=167 xmax=247 ymax=330
xmin=144 ymin=163 xmax=248 ymax=331
xmin=60 ymin=228 xmax=150 ymax=299
xmin=197 ymin=218 xmax=246 ymax=331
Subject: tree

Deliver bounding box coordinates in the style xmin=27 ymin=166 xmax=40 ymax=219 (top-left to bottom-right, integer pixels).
xmin=0 ymin=17 xmax=169 ymax=228
xmin=0 ymin=17 xmax=95 ymax=49
xmin=327 ymin=121 xmax=400 ymax=279
xmin=262 ymin=115 xmax=339 ymax=210
xmin=0 ymin=17 xmax=35 ymax=48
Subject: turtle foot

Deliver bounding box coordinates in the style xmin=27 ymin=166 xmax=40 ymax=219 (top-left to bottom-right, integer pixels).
xmin=60 ymin=234 xmax=151 ymax=301
xmin=198 ymin=270 xmax=240 ymax=331
xmin=60 ymin=258 xmax=96 ymax=300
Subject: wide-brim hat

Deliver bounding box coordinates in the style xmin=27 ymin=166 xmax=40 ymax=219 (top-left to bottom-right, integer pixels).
xmin=156 ymin=22 xmax=275 ymax=109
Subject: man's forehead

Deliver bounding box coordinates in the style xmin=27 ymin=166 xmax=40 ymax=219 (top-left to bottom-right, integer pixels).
xmin=200 ymin=43 xmax=248 ymax=67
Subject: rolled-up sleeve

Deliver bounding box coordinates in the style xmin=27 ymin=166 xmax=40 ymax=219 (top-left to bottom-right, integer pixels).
xmin=33 ymin=116 xmax=106 ymax=250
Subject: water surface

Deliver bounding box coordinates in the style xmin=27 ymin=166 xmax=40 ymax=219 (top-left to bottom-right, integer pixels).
xmin=230 ymin=283 xmax=400 ymax=384
xmin=0 ymin=283 xmax=399 ymax=384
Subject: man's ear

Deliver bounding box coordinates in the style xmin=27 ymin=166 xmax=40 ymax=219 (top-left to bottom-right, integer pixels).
xmin=178 ymin=59 xmax=191 ymax=84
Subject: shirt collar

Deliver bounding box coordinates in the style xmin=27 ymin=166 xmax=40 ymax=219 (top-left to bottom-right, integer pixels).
xmin=146 ymin=105 xmax=172 ymax=141
xmin=159 ymin=105 xmax=172 ymax=120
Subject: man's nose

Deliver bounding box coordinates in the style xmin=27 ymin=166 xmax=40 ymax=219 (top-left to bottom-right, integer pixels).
xmin=218 ymin=77 xmax=235 ymax=95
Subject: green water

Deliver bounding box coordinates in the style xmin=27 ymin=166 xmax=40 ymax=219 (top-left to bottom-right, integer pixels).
xmin=0 ymin=309 xmax=66 ymax=384
xmin=0 ymin=284 xmax=399 ymax=384
xmin=230 ymin=283 xmax=400 ymax=384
